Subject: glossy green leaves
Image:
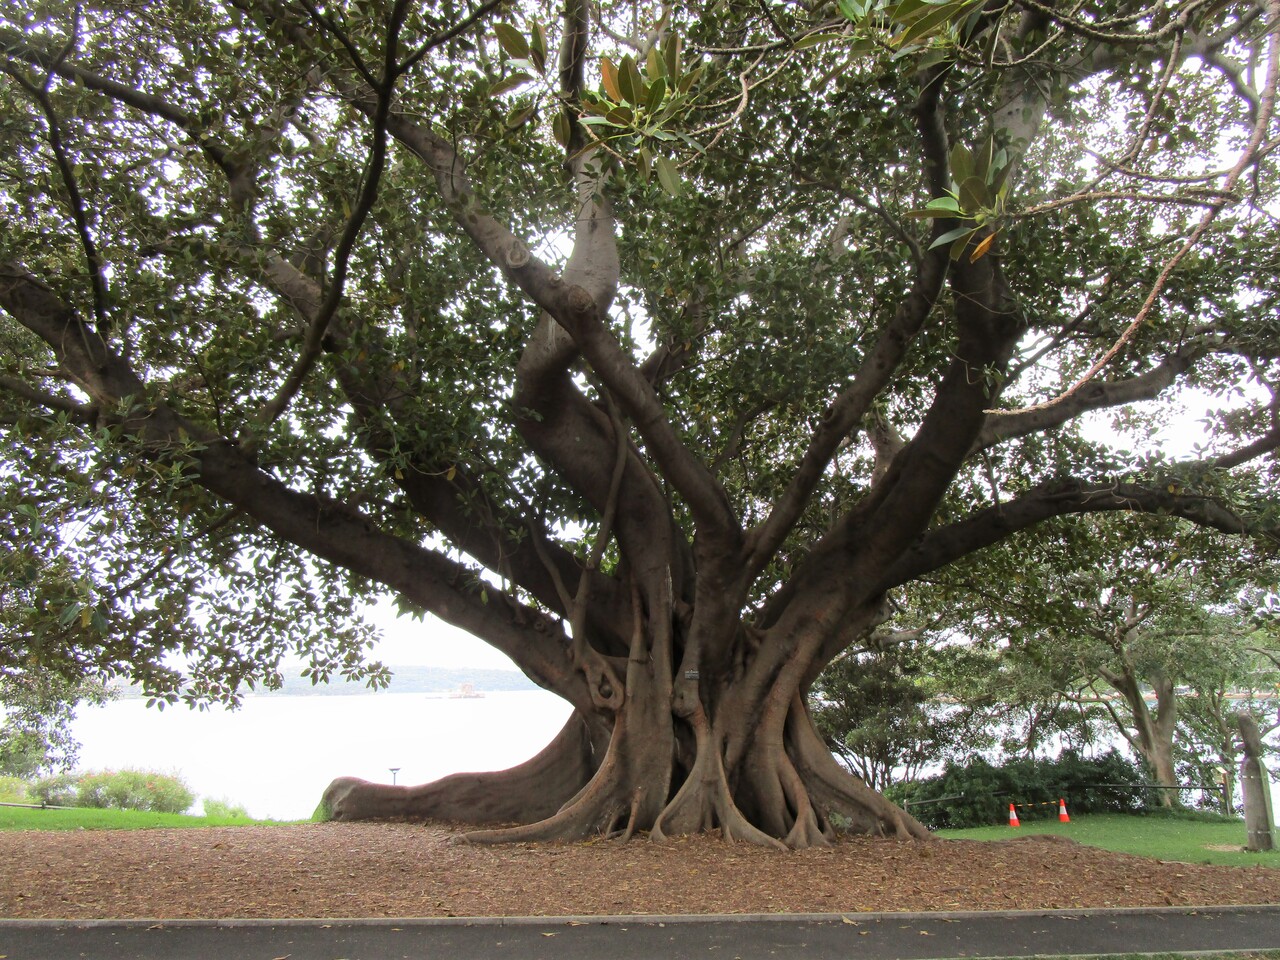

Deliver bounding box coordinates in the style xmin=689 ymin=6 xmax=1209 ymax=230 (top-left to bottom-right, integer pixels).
xmin=907 ymin=138 xmax=1012 ymax=260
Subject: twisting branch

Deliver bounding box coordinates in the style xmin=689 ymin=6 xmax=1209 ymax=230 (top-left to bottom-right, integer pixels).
xmin=974 ymin=343 xmax=1204 ymax=453
xmin=1014 ymin=0 xmax=1213 ymax=46
xmin=250 ymin=0 xmax=410 ymax=434
xmin=568 ymin=392 xmax=630 ymax=651
xmin=398 ymin=0 xmax=509 ymax=75
xmin=1004 ymin=0 xmax=1280 ymax=416
xmin=741 ymin=65 xmax=955 ymax=577
xmin=4 ymin=33 xmax=110 ymax=331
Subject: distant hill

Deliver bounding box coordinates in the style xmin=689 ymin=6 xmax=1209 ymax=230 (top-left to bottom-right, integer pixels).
xmin=271 ymin=665 xmax=538 ymax=696
xmin=114 ymin=665 xmax=538 ymax=699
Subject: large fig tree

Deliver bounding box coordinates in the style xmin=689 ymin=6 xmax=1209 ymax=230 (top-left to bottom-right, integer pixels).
xmin=1 ymin=0 xmax=1277 ymax=847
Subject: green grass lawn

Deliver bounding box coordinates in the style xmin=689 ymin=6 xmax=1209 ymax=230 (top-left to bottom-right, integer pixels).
xmin=939 ymin=812 xmax=1280 ymax=868
xmin=0 ymin=805 xmax=291 ymax=831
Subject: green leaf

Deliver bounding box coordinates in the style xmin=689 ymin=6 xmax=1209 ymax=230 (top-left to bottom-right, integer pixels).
xmin=494 ymin=23 xmax=529 ymax=61
xmin=618 ymin=55 xmax=645 ymax=106
xmin=957 ymin=175 xmax=989 ymax=214
xmin=646 ymin=76 xmax=667 ymax=113
xmin=663 ymin=33 xmax=682 ymax=80
xmin=637 ymin=145 xmax=652 ymax=183
xmin=606 ymin=105 xmax=635 ymax=126
xmin=794 ymin=31 xmax=847 ymax=49
xmin=837 ymin=0 xmax=869 ymax=20
xmin=488 ymin=73 xmax=532 ymax=97
xmin=949 ymin=143 xmax=975 ymax=185
xmin=552 ymin=111 xmax=571 ymax=148
xmin=928 ymin=224 xmax=976 ymax=251
xmin=647 ymin=45 xmax=664 ymax=80
xmin=891 ymin=1 xmax=963 ymax=47
xmin=655 ymin=154 xmax=681 ymax=195
xmin=530 ymin=21 xmax=547 ymax=74
xmin=505 ymin=102 xmax=536 ymax=129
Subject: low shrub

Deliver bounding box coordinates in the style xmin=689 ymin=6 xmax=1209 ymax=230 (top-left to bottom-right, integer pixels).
xmin=30 ymin=772 xmax=79 ymax=807
xmin=73 ymin=769 xmax=194 ymax=814
xmin=202 ymin=797 xmax=250 ymax=819
xmin=888 ymin=749 xmax=1154 ymax=829
xmin=0 ymin=775 xmax=30 ymax=804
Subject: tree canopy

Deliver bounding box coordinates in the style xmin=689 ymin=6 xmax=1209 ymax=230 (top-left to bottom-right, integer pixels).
xmin=1 ymin=0 xmax=1278 ymax=846
xmin=907 ymin=517 xmax=1280 ymax=803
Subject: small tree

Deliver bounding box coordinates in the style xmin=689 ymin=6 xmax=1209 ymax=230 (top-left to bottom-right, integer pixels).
xmin=811 ymin=640 xmax=976 ymax=791
xmin=1175 ymin=629 xmax=1280 ymax=812
xmin=938 ymin=519 xmax=1279 ymax=806
xmin=0 ymin=670 xmax=113 ymax=778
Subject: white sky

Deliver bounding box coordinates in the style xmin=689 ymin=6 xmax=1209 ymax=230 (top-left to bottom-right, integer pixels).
xmin=361 ymin=596 xmax=522 ymax=669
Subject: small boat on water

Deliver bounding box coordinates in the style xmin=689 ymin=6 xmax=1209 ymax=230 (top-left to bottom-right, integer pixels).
xmin=448 ymin=682 xmax=484 ymax=699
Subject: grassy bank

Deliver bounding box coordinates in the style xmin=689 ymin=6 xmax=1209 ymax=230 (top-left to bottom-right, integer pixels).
xmin=0 ymin=805 xmax=288 ymax=831
xmin=939 ymin=812 xmax=1280 ymax=868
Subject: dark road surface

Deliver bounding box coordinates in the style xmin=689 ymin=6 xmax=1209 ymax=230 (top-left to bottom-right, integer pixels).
xmin=2 ymin=905 xmax=1279 ymax=960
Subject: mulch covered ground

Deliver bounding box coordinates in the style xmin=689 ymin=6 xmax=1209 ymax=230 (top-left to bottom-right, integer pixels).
xmin=2 ymin=822 xmax=1278 ymax=919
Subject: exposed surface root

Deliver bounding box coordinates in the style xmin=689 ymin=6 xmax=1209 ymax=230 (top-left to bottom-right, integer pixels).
xmin=320 ymin=712 xmax=601 ymax=825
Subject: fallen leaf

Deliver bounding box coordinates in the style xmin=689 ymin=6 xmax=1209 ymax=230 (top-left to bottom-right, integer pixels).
xmin=841 ymin=916 xmax=857 ymax=925
xmin=542 ymin=933 xmax=556 ymax=937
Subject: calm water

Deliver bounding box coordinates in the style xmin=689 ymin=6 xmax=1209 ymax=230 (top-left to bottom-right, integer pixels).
xmin=70 ymin=690 xmax=572 ymax=820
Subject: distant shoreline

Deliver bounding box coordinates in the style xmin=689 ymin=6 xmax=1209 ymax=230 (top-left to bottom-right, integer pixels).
xmin=113 ymin=665 xmax=538 ymax=699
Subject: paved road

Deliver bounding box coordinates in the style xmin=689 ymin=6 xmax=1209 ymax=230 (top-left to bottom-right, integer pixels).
xmin=2 ymin=906 xmax=1279 ymax=960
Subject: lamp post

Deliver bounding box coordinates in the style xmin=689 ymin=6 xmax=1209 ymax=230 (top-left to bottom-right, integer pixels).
xmin=390 ymin=767 xmax=400 ymax=785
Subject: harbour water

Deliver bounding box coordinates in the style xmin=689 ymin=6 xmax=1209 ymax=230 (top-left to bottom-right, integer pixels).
xmin=69 ymin=690 xmax=573 ymax=820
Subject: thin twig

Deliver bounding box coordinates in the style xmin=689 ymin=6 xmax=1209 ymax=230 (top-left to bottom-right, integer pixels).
xmin=252 ymin=0 xmax=411 ymax=433
xmin=1001 ymin=0 xmax=1280 ymax=416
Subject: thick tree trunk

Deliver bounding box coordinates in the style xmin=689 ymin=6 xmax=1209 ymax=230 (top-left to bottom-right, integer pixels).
xmin=1237 ymin=713 xmax=1275 ymax=853
xmin=320 ymin=612 xmax=931 ymax=848
xmin=1110 ymin=671 xmax=1180 ymax=808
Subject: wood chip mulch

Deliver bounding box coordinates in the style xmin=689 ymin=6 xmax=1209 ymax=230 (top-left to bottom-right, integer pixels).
xmin=2 ymin=823 xmax=1278 ymax=920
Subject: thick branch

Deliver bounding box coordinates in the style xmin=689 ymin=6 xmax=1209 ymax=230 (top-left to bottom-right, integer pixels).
xmin=974 ymin=344 xmax=1203 ymax=452
xmin=0 ymin=259 xmax=595 ymax=713
xmin=878 ymin=478 xmax=1263 ymax=591
xmin=257 ymin=254 xmax=632 ymax=640
xmin=742 ymin=67 xmax=954 ymax=576
xmin=0 ymin=372 xmax=95 ymax=420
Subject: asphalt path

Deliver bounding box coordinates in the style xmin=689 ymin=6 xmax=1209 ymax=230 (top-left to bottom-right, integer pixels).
xmin=2 ymin=906 xmax=1279 ymax=960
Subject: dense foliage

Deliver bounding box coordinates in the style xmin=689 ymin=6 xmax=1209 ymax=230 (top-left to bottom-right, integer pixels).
xmin=889 ymin=750 xmax=1155 ymax=829
xmin=811 ymin=640 xmax=979 ymax=790
xmin=2 ymin=0 xmax=1278 ymax=845
xmin=28 ymin=768 xmax=195 ymax=813
xmin=0 ymin=671 xmax=113 ymax=777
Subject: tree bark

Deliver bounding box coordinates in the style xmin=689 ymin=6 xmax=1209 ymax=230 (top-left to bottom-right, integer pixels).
xmin=1237 ymin=713 xmax=1275 ymax=853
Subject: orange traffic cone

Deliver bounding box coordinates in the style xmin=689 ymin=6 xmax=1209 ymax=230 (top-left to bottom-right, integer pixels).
xmin=1058 ymin=798 xmax=1070 ymax=823
xmin=1008 ymin=803 xmax=1020 ymax=827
